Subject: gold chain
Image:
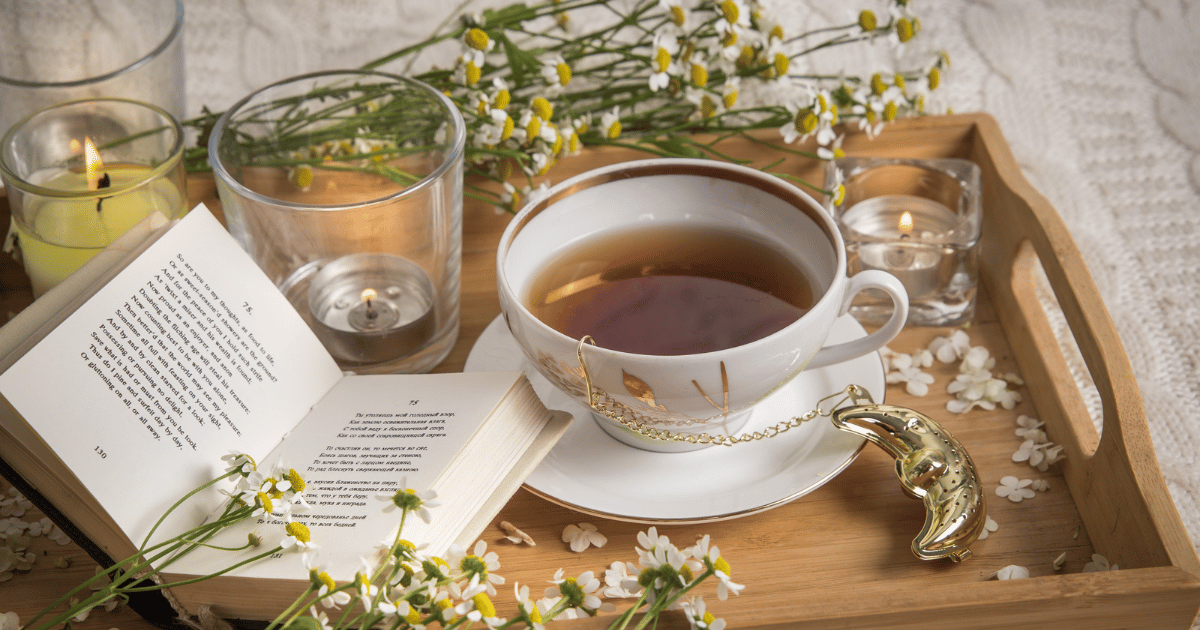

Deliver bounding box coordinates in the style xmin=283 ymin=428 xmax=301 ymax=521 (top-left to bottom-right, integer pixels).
xmin=576 ymin=337 xmax=866 ymax=447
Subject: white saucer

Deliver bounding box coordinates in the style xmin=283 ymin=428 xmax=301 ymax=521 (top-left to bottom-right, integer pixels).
xmin=464 ymin=314 xmax=885 ymax=524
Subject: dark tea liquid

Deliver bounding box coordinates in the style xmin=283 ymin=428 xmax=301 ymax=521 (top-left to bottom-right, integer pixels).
xmin=525 ymin=224 xmax=814 ymax=355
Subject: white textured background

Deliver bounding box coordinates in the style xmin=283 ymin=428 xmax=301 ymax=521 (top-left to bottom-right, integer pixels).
xmin=183 ymin=0 xmax=1199 ymax=615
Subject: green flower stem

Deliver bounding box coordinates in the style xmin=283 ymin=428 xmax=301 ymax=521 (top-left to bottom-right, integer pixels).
xmin=139 ymin=469 xmax=240 ymax=549
xmin=630 ymin=570 xmax=713 ymax=630
xmin=606 ymin=590 xmax=651 ymax=630
xmin=263 ymin=585 xmax=317 ymax=630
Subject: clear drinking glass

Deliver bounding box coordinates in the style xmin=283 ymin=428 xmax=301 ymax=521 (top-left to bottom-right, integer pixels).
xmin=209 ymin=70 xmax=466 ymax=374
xmin=0 ymin=0 xmax=186 ymax=140
xmin=0 ymin=98 xmax=188 ymax=297
xmin=827 ymin=157 xmax=983 ymax=327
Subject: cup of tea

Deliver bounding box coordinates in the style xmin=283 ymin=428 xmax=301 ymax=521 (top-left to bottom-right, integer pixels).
xmin=496 ymin=159 xmax=908 ymax=452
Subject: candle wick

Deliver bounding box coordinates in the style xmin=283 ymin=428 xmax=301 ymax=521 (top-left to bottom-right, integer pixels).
xmin=899 ymin=232 xmax=911 ymax=241
xmin=364 ymin=298 xmax=377 ymax=319
xmin=96 ymin=172 xmax=111 ymax=214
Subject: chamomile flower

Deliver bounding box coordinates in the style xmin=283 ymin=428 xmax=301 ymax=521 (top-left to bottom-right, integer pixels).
xmin=648 ymin=31 xmax=680 ymax=92
xmin=306 ymin=554 xmax=351 ymax=608
xmin=546 ymin=569 xmax=604 ymax=614
xmin=714 ymin=0 xmax=750 ymax=38
xmin=682 ymin=595 xmax=726 ymax=630
xmin=514 ymin=583 xmax=547 ymax=629
xmin=540 ymin=54 xmax=571 ymax=94
xmin=601 ymin=106 xmax=622 ymax=139
xmin=659 ymin=0 xmax=692 ymax=33
xmin=378 ymin=477 xmax=440 ymax=524
xmin=282 ymin=520 xmax=318 ymax=551
xmin=221 ymin=451 xmax=256 ymax=476
xmin=449 ymin=540 xmax=504 ymax=595
xmin=603 ymin=561 xmax=642 ymax=598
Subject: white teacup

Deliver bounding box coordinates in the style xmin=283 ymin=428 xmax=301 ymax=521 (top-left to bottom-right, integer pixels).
xmin=497 ymin=159 xmax=907 ymax=452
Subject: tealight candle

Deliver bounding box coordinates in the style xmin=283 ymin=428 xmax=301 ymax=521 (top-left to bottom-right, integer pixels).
xmin=13 ymin=143 xmax=183 ymax=296
xmin=0 ymin=99 xmax=188 ymax=298
xmin=828 ymin=157 xmax=982 ymax=326
xmin=840 ymin=194 xmax=958 ymax=300
xmin=307 ymin=253 xmax=437 ymax=366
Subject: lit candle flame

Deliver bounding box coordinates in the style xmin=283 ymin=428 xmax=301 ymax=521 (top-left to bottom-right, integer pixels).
xmin=83 ymin=137 xmax=104 ymax=191
xmin=360 ymin=288 xmax=378 ymax=319
xmin=898 ymin=211 xmax=914 ymax=236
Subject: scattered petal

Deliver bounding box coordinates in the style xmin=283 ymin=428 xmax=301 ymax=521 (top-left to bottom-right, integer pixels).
xmin=500 ymin=521 xmax=535 ymax=546
xmin=1030 ymin=479 xmax=1050 ymax=492
xmin=562 ymin=523 xmax=607 ymax=552
xmin=1053 ymin=552 xmax=1067 ymax=571
xmin=977 ymin=515 xmax=999 ymax=540
xmin=1083 ymin=553 xmax=1118 ymax=572
xmin=995 ymin=476 xmax=1036 ymax=503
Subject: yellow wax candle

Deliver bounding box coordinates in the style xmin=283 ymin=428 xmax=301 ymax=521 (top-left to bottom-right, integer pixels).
xmin=13 ymin=165 xmax=184 ymax=297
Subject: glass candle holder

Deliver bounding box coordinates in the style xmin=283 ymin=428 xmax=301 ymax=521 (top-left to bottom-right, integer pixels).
xmin=826 ymin=157 xmax=982 ymax=327
xmin=0 ymin=0 xmax=185 ymax=141
xmin=0 ymin=98 xmax=188 ymax=298
xmin=209 ymin=70 xmax=465 ymax=374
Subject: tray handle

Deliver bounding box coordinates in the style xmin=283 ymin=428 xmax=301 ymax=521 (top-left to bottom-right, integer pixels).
xmin=966 ymin=113 xmax=1200 ymax=575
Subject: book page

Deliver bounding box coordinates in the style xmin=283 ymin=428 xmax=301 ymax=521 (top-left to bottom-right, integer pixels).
xmin=168 ymin=371 xmax=523 ymax=579
xmin=0 ymin=206 xmax=344 ymax=542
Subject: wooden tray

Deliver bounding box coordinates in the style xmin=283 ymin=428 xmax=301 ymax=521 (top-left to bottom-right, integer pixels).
xmin=3 ymin=113 xmax=1198 ymax=629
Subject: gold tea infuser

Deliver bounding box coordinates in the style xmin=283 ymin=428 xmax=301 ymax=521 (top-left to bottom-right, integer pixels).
xmin=576 ymin=339 xmax=987 ymax=562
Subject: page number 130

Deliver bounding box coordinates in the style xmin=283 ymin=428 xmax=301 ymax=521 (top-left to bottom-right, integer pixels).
xmin=94 ymin=446 xmax=108 ymax=459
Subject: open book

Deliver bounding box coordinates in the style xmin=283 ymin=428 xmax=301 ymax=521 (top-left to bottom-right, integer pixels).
xmin=0 ymin=205 xmax=570 ymax=621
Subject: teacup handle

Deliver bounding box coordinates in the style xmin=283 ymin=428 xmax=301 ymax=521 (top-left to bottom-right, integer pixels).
xmin=807 ymin=270 xmax=908 ymax=369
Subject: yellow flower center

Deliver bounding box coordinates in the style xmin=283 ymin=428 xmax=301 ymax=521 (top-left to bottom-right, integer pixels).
xmin=770 ymin=24 xmax=784 ymax=41
xmin=500 ymin=116 xmax=515 ymax=142
xmin=871 ymin=72 xmax=886 ymax=96
xmin=773 ymin=52 xmax=789 ymax=77
xmin=285 ymin=521 xmax=311 ymax=543
xmin=798 ymin=111 xmax=818 ymax=134
xmin=670 ymin=5 xmax=686 ymax=26
xmin=834 ymin=184 xmax=847 ymax=206
xmin=829 ymin=103 xmax=839 ymax=125
xmin=606 ymin=119 xmax=621 ymax=139
xmin=528 ymin=604 xmax=543 ymax=624
xmin=404 ymin=607 xmax=422 ymax=624
xmin=255 ymin=492 xmax=274 ymax=513
xmin=896 ymin=18 xmax=914 ymax=43
xmin=722 ymin=29 xmax=739 ymax=48
xmin=723 ymin=88 xmax=738 ymax=109
xmin=568 ymin=131 xmax=580 ymax=154
xmin=690 ymin=63 xmax=708 ymax=87
xmin=289 ymin=166 xmax=313 ymax=191
xmin=894 ymin=73 xmax=906 ymax=91
xmin=285 ymin=469 xmax=305 ymax=493
xmin=318 ymin=571 xmax=336 ymax=592
xmin=858 ymin=10 xmax=877 ymax=31
xmin=883 ymin=101 xmax=899 ymax=121
xmin=549 ymin=124 xmax=563 ymax=154
xmin=700 ymin=95 xmax=717 ymax=119
xmin=525 ymin=116 xmax=542 ymax=143
xmin=720 ymin=0 xmax=739 ymax=24
xmin=714 ymin=556 xmax=732 ymax=575
xmin=654 ymin=47 xmax=672 ymax=73
xmin=556 ymin=61 xmax=572 ymax=86
xmin=703 ymin=611 xmax=718 ymax=626
xmin=465 ymin=61 xmax=482 ymax=86
xmin=472 ymin=593 xmax=497 ymax=618
xmin=532 ymin=97 xmax=553 ymax=120
xmin=494 ymin=88 xmax=511 ymax=110
xmin=465 ymin=28 xmax=490 ymax=51
xmin=928 ymin=67 xmax=941 ymax=90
